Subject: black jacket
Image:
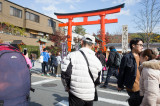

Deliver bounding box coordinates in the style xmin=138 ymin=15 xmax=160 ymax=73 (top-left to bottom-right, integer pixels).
xmin=97 ymin=54 xmax=106 ymax=67
xmin=117 ymin=52 xmax=137 ymax=89
xmin=106 ymin=51 xmax=118 ymax=68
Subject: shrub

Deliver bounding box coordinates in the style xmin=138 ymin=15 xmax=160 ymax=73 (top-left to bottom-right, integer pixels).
xmin=20 ymin=45 xmax=40 ymax=58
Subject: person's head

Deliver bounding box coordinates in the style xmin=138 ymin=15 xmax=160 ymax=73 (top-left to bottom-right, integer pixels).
xmin=51 ymin=51 xmax=55 ymax=55
xmin=56 ymin=52 xmax=60 ymax=56
xmin=140 ymin=49 xmax=157 ymax=63
xmin=43 ymin=48 xmax=47 ymax=52
xmin=129 ymin=38 xmax=144 ymax=53
xmin=97 ymin=50 xmax=102 ymax=55
xmin=109 ymin=46 xmax=115 ymax=51
xmin=81 ymin=34 xmax=95 ymax=49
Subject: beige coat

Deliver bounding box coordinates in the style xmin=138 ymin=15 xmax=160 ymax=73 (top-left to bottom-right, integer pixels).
xmin=140 ymin=60 xmax=160 ymax=106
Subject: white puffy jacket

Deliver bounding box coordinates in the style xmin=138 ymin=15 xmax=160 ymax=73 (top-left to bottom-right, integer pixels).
xmin=61 ymin=47 xmax=102 ymax=101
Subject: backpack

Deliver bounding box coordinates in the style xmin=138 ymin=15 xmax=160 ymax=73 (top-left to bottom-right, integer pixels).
xmin=0 ymin=44 xmax=31 ymax=106
xmin=113 ymin=52 xmax=121 ymax=68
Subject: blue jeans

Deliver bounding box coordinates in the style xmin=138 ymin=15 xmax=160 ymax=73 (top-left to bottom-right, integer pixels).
xmin=104 ymin=67 xmax=119 ymax=87
xmin=31 ymin=60 xmax=35 ymax=67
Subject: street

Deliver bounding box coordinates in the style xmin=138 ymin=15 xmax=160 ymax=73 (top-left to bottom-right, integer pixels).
xmin=29 ymin=61 xmax=129 ymax=106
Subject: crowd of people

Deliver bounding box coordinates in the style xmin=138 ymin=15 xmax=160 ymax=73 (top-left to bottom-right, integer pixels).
xmin=1 ymin=35 xmax=159 ymax=106
xmin=61 ymin=36 xmax=160 ymax=106
xmin=39 ymin=48 xmax=62 ymax=77
xmin=29 ymin=36 xmax=160 ymax=106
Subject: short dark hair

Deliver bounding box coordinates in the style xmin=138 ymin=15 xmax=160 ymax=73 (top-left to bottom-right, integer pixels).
xmin=109 ymin=46 xmax=115 ymax=50
xmin=129 ymin=38 xmax=144 ymax=50
xmin=82 ymin=40 xmax=93 ymax=46
xmin=43 ymin=48 xmax=47 ymax=51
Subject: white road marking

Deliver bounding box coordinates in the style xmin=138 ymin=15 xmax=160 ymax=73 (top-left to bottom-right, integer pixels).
xmin=55 ymin=100 xmax=68 ymax=106
xmin=98 ymin=97 xmax=128 ymax=106
xmin=98 ymin=89 xmax=128 ymax=97
xmin=32 ymin=79 xmax=57 ymax=85
xmin=55 ymin=97 xmax=128 ymax=106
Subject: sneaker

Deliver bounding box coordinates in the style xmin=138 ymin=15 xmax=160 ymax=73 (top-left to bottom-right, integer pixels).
xmin=56 ymin=74 xmax=58 ymax=77
xmin=47 ymin=73 xmax=50 ymax=76
xmin=41 ymin=74 xmax=44 ymax=76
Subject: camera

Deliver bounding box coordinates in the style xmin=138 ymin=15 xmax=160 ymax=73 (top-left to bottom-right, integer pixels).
xmin=23 ymin=48 xmax=27 ymax=55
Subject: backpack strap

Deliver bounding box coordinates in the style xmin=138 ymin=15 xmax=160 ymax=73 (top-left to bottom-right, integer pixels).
xmin=79 ymin=50 xmax=95 ymax=84
xmin=79 ymin=50 xmax=99 ymax=101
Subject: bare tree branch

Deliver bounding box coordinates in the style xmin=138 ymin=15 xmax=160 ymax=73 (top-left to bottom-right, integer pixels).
xmin=134 ymin=0 xmax=160 ymax=48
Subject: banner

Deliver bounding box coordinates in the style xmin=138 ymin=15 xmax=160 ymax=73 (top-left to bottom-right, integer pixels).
xmin=61 ymin=42 xmax=68 ymax=60
xmin=122 ymin=25 xmax=128 ymax=53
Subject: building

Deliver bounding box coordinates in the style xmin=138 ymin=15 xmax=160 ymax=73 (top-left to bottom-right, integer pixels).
xmin=0 ymin=0 xmax=64 ymax=39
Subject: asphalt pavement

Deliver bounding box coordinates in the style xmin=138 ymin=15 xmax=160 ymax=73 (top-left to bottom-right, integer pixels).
xmin=29 ymin=61 xmax=129 ymax=106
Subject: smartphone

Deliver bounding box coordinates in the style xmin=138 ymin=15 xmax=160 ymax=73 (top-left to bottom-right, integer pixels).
xmin=24 ymin=48 xmax=27 ymax=55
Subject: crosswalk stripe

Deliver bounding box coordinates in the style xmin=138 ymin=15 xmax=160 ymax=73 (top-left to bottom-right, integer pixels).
xmin=32 ymin=79 xmax=56 ymax=85
xmin=55 ymin=97 xmax=128 ymax=106
xmin=99 ymin=97 xmax=128 ymax=106
xmin=98 ymin=89 xmax=128 ymax=96
xmin=55 ymin=100 xmax=68 ymax=106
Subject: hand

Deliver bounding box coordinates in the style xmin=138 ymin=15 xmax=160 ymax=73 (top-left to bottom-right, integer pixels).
xmin=65 ymin=87 xmax=70 ymax=92
xmin=117 ymin=87 xmax=123 ymax=92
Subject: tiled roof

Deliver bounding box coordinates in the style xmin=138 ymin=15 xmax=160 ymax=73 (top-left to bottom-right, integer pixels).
xmin=11 ymin=40 xmax=25 ymax=44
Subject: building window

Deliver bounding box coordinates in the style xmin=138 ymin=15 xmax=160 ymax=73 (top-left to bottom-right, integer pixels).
xmin=30 ymin=34 xmax=37 ymax=38
xmin=26 ymin=12 xmax=39 ymax=23
xmin=48 ymin=19 xmax=55 ymax=27
xmin=26 ymin=12 xmax=29 ymax=19
xmin=10 ymin=6 xmax=22 ymax=18
xmin=0 ymin=2 xmax=2 ymax=12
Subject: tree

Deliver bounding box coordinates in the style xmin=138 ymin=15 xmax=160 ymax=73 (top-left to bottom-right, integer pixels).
xmin=49 ymin=30 xmax=68 ymax=53
xmin=151 ymin=33 xmax=160 ymax=42
xmin=74 ymin=26 xmax=86 ymax=36
xmin=134 ymin=0 xmax=160 ymax=48
xmin=93 ymin=30 xmax=110 ymax=51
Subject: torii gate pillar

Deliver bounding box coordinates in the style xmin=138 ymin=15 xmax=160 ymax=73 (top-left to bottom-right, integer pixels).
xmin=100 ymin=14 xmax=106 ymax=51
xmin=55 ymin=3 xmax=125 ymax=52
xmin=68 ymin=18 xmax=73 ymax=52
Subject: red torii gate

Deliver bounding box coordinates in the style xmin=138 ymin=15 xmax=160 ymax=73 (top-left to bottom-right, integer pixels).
xmin=55 ymin=3 xmax=125 ymax=52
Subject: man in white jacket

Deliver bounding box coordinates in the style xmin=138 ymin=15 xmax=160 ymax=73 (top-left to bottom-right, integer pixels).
xmin=61 ymin=34 xmax=102 ymax=106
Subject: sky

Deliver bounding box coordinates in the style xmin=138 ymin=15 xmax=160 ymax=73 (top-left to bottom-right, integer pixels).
xmin=9 ymin=0 xmax=160 ymax=35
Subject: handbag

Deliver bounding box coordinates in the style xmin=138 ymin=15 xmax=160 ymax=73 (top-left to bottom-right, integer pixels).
xmin=103 ymin=66 xmax=106 ymax=71
xmin=127 ymin=92 xmax=143 ymax=106
xmin=79 ymin=50 xmax=99 ymax=101
xmin=39 ymin=55 xmax=43 ymax=63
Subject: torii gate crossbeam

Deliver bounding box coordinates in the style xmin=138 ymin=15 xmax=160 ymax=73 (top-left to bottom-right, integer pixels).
xmin=55 ymin=3 xmax=125 ymax=52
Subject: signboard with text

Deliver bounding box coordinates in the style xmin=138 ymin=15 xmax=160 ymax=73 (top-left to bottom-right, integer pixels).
xmin=61 ymin=42 xmax=68 ymax=60
xmin=122 ymin=25 xmax=128 ymax=53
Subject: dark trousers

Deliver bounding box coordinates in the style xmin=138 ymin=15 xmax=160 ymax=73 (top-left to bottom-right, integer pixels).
xmin=50 ymin=64 xmax=57 ymax=75
xmin=104 ymin=67 xmax=118 ymax=87
xmin=101 ymin=70 xmax=105 ymax=82
xmin=42 ymin=62 xmax=49 ymax=74
xmin=69 ymin=92 xmax=93 ymax=106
